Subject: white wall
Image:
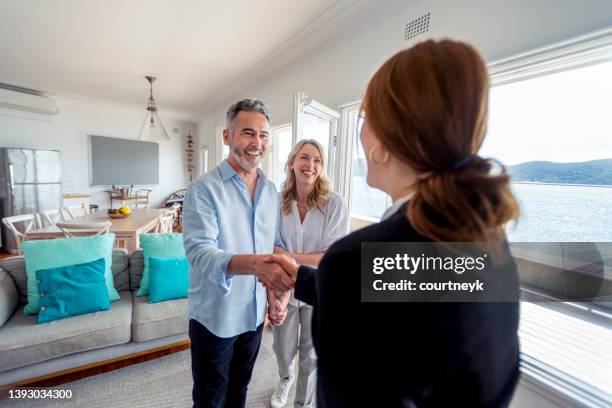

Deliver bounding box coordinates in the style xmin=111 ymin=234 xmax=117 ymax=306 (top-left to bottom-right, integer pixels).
xmin=198 ymin=0 xmax=612 ymax=165
xmin=0 ymin=93 xmax=196 ymax=209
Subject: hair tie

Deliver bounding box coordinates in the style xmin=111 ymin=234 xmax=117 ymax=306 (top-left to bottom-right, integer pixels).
xmin=452 ymin=155 xmax=476 ymax=171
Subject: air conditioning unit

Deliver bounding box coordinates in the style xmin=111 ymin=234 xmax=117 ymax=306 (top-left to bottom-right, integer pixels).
xmin=0 ymin=87 xmax=58 ymax=115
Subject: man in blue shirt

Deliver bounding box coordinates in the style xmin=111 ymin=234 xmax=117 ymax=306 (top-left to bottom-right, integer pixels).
xmin=183 ymin=98 xmax=292 ymax=408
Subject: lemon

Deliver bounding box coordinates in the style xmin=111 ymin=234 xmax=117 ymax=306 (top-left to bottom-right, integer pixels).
xmin=118 ymin=207 xmax=132 ymax=215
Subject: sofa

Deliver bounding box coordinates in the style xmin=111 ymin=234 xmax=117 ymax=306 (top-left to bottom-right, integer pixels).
xmin=0 ymin=248 xmax=189 ymax=386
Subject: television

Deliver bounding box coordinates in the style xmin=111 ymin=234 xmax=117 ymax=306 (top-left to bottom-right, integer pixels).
xmin=89 ymin=135 xmax=159 ymax=186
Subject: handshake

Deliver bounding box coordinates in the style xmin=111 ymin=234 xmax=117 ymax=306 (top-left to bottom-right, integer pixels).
xmin=253 ymin=249 xmax=301 ymax=327
xmin=254 ymin=252 xmax=300 ymax=293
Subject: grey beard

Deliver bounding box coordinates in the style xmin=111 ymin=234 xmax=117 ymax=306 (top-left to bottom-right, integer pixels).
xmin=231 ymin=145 xmax=260 ymax=172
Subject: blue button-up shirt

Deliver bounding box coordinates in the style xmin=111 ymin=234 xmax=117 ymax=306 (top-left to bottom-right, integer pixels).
xmin=183 ymin=160 xmax=279 ymax=338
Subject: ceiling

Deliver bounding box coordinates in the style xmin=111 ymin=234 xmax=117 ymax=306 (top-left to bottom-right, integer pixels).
xmin=0 ymin=0 xmax=364 ymax=120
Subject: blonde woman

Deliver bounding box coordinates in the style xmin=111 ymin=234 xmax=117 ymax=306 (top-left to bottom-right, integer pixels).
xmin=269 ymin=139 xmax=348 ymax=408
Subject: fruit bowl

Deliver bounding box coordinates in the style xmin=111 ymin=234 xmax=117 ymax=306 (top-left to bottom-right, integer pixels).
xmin=108 ymin=213 xmax=129 ymax=219
xmin=107 ymin=208 xmax=131 ymax=219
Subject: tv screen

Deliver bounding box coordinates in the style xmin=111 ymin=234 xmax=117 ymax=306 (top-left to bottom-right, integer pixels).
xmin=90 ymin=135 xmax=159 ymax=185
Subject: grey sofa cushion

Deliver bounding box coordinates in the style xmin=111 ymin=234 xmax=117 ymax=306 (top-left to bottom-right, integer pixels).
xmin=131 ymin=292 xmax=187 ymax=342
xmin=0 ymin=249 xmax=130 ymax=304
xmin=0 ymin=269 xmax=18 ymax=327
xmin=130 ymin=250 xmax=144 ymax=291
xmin=0 ymin=256 xmax=27 ymax=305
xmin=112 ymin=248 xmax=130 ymax=292
xmin=0 ymin=291 xmax=132 ymax=373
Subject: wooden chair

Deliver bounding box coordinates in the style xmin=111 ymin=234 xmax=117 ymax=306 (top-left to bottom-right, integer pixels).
xmin=2 ymin=214 xmax=38 ymax=255
xmin=154 ymin=214 xmax=174 ymax=233
xmin=39 ymin=209 xmax=62 ymax=227
xmin=161 ymin=203 xmax=181 ymax=230
xmin=56 ymin=221 xmax=112 ymax=238
xmin=164 ymin=189 xmax=185 ymax=229
xmin=114 ymin=237 xmax=130 ymax=250
xmin=133 ymin=189 xmax=152 ymax=209
xmin=59 ymin=204 xmax=89 ymax=221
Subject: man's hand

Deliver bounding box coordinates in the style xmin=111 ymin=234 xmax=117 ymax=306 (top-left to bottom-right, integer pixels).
xmin=273 ymin=245 xmax=286 ymax=254
xmin=265 ymin=254 xmax=300 ymax=281
xmin=254 ymin=257 xmax=294 ymax=292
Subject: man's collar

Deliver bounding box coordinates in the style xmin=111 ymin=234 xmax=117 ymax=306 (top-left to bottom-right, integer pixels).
xmin=219 ymin=159 xmax=268 ymax=183
xmin=218 ymin=159 xmax=236 ymax=182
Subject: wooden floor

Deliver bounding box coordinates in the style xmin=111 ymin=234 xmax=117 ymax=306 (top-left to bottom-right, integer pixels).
xmin=0 ymin=250 xmax=14 ymax=260
xmin=0 ymin=340 xmax=191 ymax=398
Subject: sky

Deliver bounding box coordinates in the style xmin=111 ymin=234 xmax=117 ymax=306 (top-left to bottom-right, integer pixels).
xmin=480 ymin=59 xmax=612 ymax=165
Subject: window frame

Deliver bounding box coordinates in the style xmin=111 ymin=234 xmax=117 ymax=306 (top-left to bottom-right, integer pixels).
xmin=336 ymin=101 xmax=360 ymax=208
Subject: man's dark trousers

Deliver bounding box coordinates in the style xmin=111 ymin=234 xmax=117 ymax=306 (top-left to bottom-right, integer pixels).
xmin=189 ymin=319 xmax=264 ymax=408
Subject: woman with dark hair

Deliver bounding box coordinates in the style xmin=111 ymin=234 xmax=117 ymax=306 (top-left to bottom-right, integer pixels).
xmin=265 ymin=39 xmax=521 ymax=407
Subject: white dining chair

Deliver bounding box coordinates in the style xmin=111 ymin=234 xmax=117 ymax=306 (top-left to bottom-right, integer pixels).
xmin=163 ymin=203 xmax=181 ymax=229
xmin=154 ymin=214 xmax=174 ymax=233
xmin=59 ymin=204 xmax=89 ymax=221
xmin=114 ymin=237 xmax=130 ymax=250
xmin=2 ymin=214 xmax=38 ymax=255
xmin=39 ymin=209 xmax=62 ymax=227
xmin=55 ymin=221 xmax=112 ymax=238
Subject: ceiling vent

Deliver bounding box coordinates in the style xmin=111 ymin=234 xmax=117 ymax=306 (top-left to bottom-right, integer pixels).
xmin=0 ymin=86 xmax=58 ymax=115
xmin=404 ymin=13 xmax=430 ymax=41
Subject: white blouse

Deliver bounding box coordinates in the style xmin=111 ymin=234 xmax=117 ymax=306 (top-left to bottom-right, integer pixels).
xmin=276 ymin=191 xmax=349 ymax=306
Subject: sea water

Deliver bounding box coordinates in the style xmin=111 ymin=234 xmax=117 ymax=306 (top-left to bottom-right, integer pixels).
xmin=351 ymin=179 xmax=612 ymax=242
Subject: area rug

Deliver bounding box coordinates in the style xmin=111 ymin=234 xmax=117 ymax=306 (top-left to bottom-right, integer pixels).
xmin=4 ymin=328 xmax=297 ymax=407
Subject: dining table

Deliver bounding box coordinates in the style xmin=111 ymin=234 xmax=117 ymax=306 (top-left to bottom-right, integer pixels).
xmin=25 ymin=208 xmax=168 ymax=253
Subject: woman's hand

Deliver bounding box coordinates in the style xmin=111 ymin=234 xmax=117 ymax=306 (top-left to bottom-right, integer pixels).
xmin=268 ymin=299 xmax=288 ymax=326
xmin=267 ymin=289 xmax=289 ymax=326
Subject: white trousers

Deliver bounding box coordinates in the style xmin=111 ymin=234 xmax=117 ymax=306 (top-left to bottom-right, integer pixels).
xmin=272 ymin=303 xmax=317 ymax=408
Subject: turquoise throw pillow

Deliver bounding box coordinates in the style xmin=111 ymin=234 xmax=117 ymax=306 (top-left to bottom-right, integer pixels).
xmin=22 ymin=234 xmax=119 ymax=315
xmin=36 ymin=258 xmax=110 ymax=324
xmin=137 ymin=233 xmax=185 ymax=296
xmin=148 ymin=256 xmax=189 ymax=303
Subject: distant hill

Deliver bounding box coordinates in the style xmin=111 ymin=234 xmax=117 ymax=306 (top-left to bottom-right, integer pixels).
xmin=508 ymin=159 xmax=612 ymax=186
xmin=353 ymin=157 xmax=612 ymax=186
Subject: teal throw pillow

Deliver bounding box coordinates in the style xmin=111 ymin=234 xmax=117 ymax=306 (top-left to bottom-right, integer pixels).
xmin=22 ymin=234 xmax=119 ymax=315
xmin=36 ymin=258 xmax=110 ymax=324
xmin=137 ymin=233 xmax=185 ymax=296
xmin=148 ymin=256 xmax=189 ymax=303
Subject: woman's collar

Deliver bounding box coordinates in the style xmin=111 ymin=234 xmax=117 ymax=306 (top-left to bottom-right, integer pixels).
xmin=381 ymin=193 xmax=414 ymax=220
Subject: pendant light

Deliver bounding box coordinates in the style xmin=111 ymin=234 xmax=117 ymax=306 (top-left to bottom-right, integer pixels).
xmin=139 ymin=76 xmax=169 ymax=141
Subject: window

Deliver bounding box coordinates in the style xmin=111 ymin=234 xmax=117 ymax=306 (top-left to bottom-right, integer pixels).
xmin=485 ymin=30 xmax=612 ymax=405
xmin=199 ymin=146 xmax=209 ymax=176
xmin=483 ymin=59 xmax=612 ymax=243
xmin=215 ymin=126 xmax=229 ymax=164
xmin=340 ymin=103 xmax=391 ymax=220
xmin=269 ymin=124 xmax=293 ymax=190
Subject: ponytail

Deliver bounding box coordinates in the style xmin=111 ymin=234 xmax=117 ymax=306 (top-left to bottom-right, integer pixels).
xmin=407 ymin=156 xmax=519 ymax=242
